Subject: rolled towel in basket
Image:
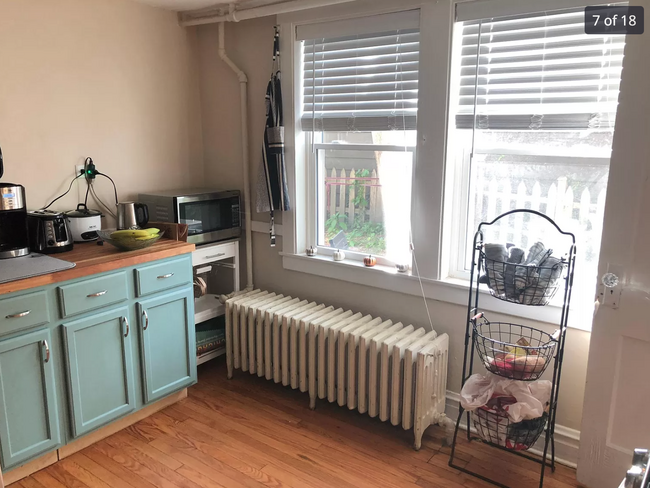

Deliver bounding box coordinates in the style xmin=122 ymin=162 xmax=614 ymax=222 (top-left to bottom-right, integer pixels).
xmin=520 ymin=255 xmax=565 ymax=305
xmin=514 ymin=242 xmax=552 ymax=292
xmin=504 ymin=247 xmax=525 ymax=299
xmin=484 ymin=244 xmax=508 ymax=295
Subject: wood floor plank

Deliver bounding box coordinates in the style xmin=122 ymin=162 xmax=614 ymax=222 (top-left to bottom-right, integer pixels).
xmin=153 ymin=413 xmax=270 ymax=472
xmin=67 ymin=452 xmax=144 ymax=488
xmin=82 ymin=446 xmax=159 ymax=488
xmin=260 ymin=464 xmax=322 ymax=488
xmin=173 ymin=465 xmax=229 ymax=488
xmin=107 ymin=430 xmax=184 ymax=471
xmin=183 ymin=396 xmax=323 ymax=452
xmin=173 ymin=407 xmax=364 ymax=488
xmin=204 ymin=375 xmax=436 ymax=463
xmin=94 ymin=439 xmax=203 ymax=488
xmin=151 ymin=417 xmax=334 ymax=488
xmin=57 ymin=458 xmax=114 ymax=488
xmin=35 ymin=463 xmax=90 ymax=488
xmin=149 ymin=435 xmax=283 ymax=488
xmin=190 ymin=380 xmax=302 ymax=425
xmin=13 ymin=479 xmax=48 ymax=488
xmin=32 ymin=470 xmax=79 ymax=488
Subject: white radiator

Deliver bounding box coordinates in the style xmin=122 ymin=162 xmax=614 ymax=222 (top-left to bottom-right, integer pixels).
xmin=224 ymin=289 xmax=449 ymax=450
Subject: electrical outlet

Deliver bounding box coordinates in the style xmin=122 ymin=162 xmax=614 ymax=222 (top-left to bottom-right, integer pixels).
xmin=75 ymin=164 xmax=86 ymax=205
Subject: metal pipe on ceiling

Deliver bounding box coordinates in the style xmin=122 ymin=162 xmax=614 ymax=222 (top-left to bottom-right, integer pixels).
xmin=180 ymin=0 xmax=357 ymax=26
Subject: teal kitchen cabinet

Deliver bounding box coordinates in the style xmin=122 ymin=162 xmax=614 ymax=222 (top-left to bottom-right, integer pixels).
xmin=0 ymin=328 xmax=61 ymax=470
xmin=137 ymin=287 xmax=196 ymax=403
xmin=62 ymin=306 xmax=137 ymax=438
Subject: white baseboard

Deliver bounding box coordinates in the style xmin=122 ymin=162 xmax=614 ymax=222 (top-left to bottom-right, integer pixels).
xmin=445 ymin=391 xmax=579 ymax=469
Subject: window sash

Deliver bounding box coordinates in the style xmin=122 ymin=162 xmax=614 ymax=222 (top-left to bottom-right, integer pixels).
xmin=456 ymin=7 xmax=626 ymax=130
xmin=310 ymin=142 xmax=416 ymax=266
xmin=301 ymin=24 xmax=420 ymax=132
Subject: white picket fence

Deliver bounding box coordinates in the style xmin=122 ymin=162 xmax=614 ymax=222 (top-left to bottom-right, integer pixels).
xmin=473 ymin=175 xmax=607 ymax=260
xmin=326 ymin=168 xmax=606 ymax=262
xmin=326 ymin=168 xmax=383 ymax=224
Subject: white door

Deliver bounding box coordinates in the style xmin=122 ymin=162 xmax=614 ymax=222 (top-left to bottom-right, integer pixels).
xmin=577 ymin=2 xmax=650 ymax=486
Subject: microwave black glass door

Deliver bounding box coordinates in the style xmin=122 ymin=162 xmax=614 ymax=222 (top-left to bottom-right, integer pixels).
xmin=178 ymin=197 xmax=237 ymax=236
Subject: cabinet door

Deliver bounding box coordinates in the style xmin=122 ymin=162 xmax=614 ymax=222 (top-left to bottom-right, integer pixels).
xmin=0 ymin=329 xmax=60 ymax=470
xmin=63 ymin=306 xmax=136 ymax=438
xmin=138 ymin=288 xmax=196 ymax=403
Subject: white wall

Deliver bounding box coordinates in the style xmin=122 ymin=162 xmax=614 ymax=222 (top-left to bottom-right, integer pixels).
xmin=195 ymin=15 xmax=591 ymax=433
xmin=0 ymin=0 xmax=204 ymax=226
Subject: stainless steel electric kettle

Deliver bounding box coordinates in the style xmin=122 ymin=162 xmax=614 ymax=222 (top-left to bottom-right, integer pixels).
xmin=117 ymin=202 xmax=149 ymax=230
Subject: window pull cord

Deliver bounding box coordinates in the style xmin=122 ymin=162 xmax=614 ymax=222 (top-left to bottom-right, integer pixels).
xmin=409 ymin=239 xmax=434 ymax=333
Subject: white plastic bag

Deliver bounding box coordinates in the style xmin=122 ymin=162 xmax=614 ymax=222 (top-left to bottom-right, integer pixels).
xmin=460 ymin=373 xmax=551 ymax=422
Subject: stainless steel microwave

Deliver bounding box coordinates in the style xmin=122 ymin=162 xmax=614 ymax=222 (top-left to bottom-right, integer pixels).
xmin=138 ymin=189 xmax=241 ymax=245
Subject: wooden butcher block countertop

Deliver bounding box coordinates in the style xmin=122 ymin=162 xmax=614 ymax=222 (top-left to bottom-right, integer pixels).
xmin=0 ymin=239 xmax=195 ymax=296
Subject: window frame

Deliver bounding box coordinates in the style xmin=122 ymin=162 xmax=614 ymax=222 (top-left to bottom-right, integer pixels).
xmin=443 ymin=9 xmax=623 ymax=315
xmin=277 ymin=0 xmax=601 ymax=331
xmin=307 ymin=140 xmax=418 ymax=267
xmin=280 ymin=0 xmax=450 ymax=276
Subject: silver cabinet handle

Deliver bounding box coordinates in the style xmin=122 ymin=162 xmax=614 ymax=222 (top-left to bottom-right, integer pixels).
xmin=87 ymin=290 xmax=108 ymax=298
xmin=142 ymin=309 xmax=149 ymax=331
xmin=205 ymin=253 xmax=225 ymax=259
xmin=6 ymin=310 xmax=31 ymax=319
xmin=42 ymin=339 xmax=50 ymax=363
xmin=123 ymin=316 xmax=130 ymax=338
xmin=157 ymin=273 xmax=174 ymax=279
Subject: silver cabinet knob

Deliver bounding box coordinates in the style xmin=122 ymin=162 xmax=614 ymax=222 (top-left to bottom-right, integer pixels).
xmin=87 ymin=290 xmax=108 ymax=298
xmin=42 ymin=340 xmax=50 ymax=363
xmin=6 ymin=310 xmax=30 ymax=319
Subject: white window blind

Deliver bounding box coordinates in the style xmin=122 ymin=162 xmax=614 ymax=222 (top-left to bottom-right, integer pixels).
xmin=456 ymin=7 xmax=626 ymax=130
xmin=301 ymin=12 xmax=420 ymax=132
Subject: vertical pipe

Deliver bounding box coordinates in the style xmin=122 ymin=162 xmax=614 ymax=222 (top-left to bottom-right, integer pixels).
xmin=218 ymin=22 xmax=254 ymax=291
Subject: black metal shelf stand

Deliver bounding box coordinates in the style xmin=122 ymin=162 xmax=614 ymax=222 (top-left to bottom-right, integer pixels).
xmin=448 ymin=209 xmax=576 ymax=488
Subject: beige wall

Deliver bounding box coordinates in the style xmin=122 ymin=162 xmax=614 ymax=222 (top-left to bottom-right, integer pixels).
xmin=0 ymin=0 xmax=203 ymax=226
xmin=196 ymin=16 xmax=591 ymax=432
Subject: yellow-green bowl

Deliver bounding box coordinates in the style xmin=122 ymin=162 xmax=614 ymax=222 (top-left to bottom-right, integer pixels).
xmin=97 ymin=229 xmax=164 ymax=252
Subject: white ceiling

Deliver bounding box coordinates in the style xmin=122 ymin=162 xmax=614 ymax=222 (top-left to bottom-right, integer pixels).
xmin=132 ymin=0 xmax=235 ymax=11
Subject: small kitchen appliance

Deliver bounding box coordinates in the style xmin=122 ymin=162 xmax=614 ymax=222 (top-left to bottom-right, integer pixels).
xmin=117 ymin=201 xmax=149 ymax=230
xmin=27 ymin=210 xmax=74 ymax=254
xmin=65 ymin=204 xmax=102 ymax=242
xmin=138 ymin=189 xmax=241 ymax=245
xmin=0 ymin=146 xmax=30 ymax=259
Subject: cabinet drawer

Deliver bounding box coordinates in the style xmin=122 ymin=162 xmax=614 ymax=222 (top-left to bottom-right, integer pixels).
xmin=135 ymin=257 xmax=192 ymax=297
xmin=58 ymin=271 xmax=128 ymax=317
xmin=192 ymin=242 xmax=236 ymax=267
xmin=0 ymin=291 xmax=51 ymax=336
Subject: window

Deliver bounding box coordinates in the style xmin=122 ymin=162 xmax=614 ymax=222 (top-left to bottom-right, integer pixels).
xmin=299 ymin=11 xmax=420 ymax=265
xmin=283 ymin=0 xmax=623 ymax=329
xmin=445 ymin=6 xmax=626 ymax=314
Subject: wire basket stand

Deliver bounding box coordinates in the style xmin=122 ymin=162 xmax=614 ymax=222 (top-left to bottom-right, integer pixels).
xmin=448 ymin=209 xmax=576 ymax=488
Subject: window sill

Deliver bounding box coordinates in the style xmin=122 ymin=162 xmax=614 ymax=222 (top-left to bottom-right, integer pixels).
xmin=281 ymin=253 xmax=592 ymax=331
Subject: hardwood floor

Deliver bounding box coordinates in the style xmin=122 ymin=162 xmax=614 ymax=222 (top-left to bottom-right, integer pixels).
xmin=10 ymin=358 xmax=583 ymax=488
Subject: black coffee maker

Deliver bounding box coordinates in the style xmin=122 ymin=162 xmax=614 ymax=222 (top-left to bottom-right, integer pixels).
xmin=0 ymin=146 xmax=30 ymax=258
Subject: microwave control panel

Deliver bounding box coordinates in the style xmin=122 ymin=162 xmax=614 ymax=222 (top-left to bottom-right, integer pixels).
xmin=232 ymin=203 xmax=240 ymax=227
